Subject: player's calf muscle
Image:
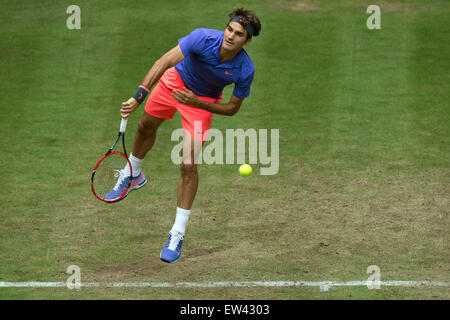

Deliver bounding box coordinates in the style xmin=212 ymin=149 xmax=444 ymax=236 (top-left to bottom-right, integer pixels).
xmin=180 ymin=163 xmax=197 ymax=178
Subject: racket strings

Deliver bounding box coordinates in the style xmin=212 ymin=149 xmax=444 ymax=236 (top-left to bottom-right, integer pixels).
xmin=92 ymin=151 xmax=131 ymax=202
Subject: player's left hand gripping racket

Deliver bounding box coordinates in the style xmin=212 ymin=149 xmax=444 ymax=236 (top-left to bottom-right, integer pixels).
xmin=91 ymin=118 xmax=132 ymax=203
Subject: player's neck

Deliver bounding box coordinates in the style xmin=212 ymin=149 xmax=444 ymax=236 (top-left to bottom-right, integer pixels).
xmin=219 ymin=46 xmax=240 ymax=63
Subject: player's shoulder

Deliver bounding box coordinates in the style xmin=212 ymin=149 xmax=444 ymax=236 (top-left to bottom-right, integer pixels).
xmin=190 ymin=28 xmax=223 ymax=41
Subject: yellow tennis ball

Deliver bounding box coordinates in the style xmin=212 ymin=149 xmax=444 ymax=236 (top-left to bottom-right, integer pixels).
xmin=239 ymin=164 xmax=252 ymax=176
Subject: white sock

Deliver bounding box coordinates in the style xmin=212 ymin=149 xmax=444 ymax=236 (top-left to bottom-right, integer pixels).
xmin=124 ymin=153 xmax=144 ymax=177
xmin=171 ymin=207 xmax=191 ymax=235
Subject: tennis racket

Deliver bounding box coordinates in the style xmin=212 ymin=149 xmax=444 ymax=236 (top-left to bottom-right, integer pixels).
xmin=91 ymin=118 xmax=132 ymax=203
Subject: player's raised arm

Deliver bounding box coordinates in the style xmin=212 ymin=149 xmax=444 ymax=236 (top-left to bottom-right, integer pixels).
xmin=141 ymin=45 xmax=185 ymax=90
xmin=121 ymin=45 xmax=185 ymax=118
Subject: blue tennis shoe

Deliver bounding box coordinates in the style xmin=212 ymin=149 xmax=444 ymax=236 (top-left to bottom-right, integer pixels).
xmin=160 ymin=230 xmax=184 ymax=263
xmin=105 ymin=170 xmax=147 ymax=201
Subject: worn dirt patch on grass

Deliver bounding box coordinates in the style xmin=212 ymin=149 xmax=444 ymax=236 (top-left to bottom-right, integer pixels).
xmin=378 ymin=1 xmax=438 ymax=12
xmin=273 ymin=0 xmax=321 ymax=12
xmin=361 ymin=1 xmax=448 ymax=13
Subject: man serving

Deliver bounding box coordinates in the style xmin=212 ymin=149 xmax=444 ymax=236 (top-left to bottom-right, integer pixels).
xmin=108 ymin=8 xmax=261 ymax=263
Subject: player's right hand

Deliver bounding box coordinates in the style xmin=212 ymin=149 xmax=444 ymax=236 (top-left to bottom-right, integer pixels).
xmin=120 ymin=97 xmax=139 ymax=118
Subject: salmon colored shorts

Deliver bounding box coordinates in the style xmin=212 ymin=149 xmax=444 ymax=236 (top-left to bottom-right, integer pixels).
xmin=144 ymin=67 xmax=222 ymax=141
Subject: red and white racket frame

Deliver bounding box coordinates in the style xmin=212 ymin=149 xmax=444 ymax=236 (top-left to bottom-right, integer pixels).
xmin=91 ymin=151 xmax=132 ymax=203
xmin=91 ymin=118 xmax=132 ymax=203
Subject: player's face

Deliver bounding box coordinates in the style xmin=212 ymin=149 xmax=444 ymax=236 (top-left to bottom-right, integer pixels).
xmin=223 ymin=22 xmax=251 ymax=51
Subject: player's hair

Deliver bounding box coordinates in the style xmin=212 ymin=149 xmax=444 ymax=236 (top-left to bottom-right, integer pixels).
xmin=228 ymin=8 xmax=261 ymax=39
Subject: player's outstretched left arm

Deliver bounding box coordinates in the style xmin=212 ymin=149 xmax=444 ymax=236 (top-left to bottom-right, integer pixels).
xmin=171 ymin=87 xmax=244 ymax=116
xmin=121 ymin=45 xmax=185 ymax=118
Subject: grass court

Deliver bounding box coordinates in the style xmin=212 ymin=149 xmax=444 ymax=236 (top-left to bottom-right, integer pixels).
xmin=0 ymin=0 xmax=448 ymax=299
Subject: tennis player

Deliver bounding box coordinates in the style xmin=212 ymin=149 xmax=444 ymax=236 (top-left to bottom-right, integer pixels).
xmin=109 ymin=8 xmax=261 ymax=263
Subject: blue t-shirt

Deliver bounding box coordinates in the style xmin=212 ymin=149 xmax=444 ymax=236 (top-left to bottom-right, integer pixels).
xmin=175 ymin=28 xmax=255 ymax=99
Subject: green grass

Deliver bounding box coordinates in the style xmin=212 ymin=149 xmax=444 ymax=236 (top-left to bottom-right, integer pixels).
xmin=0 ymin=0 xmax=448 ymax=299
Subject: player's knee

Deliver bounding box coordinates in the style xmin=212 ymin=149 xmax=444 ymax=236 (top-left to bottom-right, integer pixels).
xmin=138 ymin=118 xmax=157 ymax=137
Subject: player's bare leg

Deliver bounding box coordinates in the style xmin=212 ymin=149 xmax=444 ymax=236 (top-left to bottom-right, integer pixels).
xmin=177 ymin=163 xmax=198 ymax=210
xmin=160 ymin=133 xmax=202 ymax=263
xmin=177 ymin=135 xmax=202 ymax=210
xmin=132 ymin=112 xmax=165 ymax=158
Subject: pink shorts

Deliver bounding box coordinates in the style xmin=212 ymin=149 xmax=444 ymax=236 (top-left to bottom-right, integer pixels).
xmin=144 ymin=67 xmax=222 ymax=141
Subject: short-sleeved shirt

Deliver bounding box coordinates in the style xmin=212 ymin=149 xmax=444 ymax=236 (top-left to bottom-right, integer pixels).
xmin=175 ymin=28 xmax=255 ymax=99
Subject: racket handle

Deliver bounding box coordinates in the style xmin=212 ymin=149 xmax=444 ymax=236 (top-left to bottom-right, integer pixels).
xmin=120 ymin=117 xmax=128 ymax=133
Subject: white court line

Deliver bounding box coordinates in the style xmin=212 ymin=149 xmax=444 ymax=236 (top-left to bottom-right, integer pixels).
xmin=0 ymin=281 xmax=448 ymax=292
